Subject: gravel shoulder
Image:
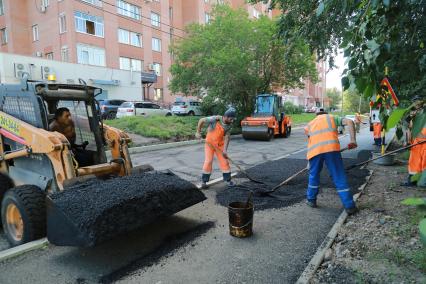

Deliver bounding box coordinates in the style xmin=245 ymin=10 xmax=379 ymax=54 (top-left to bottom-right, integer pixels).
xmin=311 ymin=161 xmax=426 ymax=283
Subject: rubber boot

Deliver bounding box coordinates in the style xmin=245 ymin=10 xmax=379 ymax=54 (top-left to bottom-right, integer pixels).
xmin=201 ymin=173 xmax=211 ymax=189
xmin=223 ymin=173 xmax=235 ymax=188
xmin=400 ymin=175 xmax=417 ymax=187
xmin=306 ymin=200 xmax=317 ymax=208
xmin=345 ymin=207 xmax=359 ymax=215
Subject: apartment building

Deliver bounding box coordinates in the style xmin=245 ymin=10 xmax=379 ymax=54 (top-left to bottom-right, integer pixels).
xmin=0 ymin=0 xmax=325 ymax=106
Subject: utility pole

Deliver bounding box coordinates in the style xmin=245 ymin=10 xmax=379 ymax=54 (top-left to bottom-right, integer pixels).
xmin=358 ymin=95 xmax=362 ymax=113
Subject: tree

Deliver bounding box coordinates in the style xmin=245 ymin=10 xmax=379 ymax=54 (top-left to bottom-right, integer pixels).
xmin=325 ymin=88 xmax=341 ymax=109
xmin=342 ymin=90 xmax=370 ymax=113
xmin=251 ymin=0 xmax=425 ymax=137
xmin=169 ymin=5 xmax=317 ymax=119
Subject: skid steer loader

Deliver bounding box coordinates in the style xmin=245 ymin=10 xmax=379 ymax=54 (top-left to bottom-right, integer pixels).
xmin=0 ymin=77 xmax=205 ymax=247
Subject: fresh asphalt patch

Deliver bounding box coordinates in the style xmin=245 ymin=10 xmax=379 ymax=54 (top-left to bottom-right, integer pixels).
xmin=48 ymin=171 xmax=206 ymax=247
xmin=216 ymin=158 xmax=370 ymax=211
xmin=99 ymin=221 xmax=215 ymax=283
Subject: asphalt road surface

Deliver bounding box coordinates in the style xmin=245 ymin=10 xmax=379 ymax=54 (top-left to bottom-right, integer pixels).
xmin=0 ymin=126 xmax=387 ymax=283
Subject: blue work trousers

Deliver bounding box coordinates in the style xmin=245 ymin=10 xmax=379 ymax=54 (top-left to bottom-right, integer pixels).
xmin=306 ymin=151 xmax=355 ymax=209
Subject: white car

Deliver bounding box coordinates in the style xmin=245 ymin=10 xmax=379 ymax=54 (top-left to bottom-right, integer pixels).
xmin=116 ymin=101 xmax=172 ymax=118
xmin=171 ymin=101 xmax=202 ymax=116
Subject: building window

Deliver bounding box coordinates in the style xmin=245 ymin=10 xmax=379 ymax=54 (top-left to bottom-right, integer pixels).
xmin=42 ymin=0 xmax=49 ymax=7
xmin=169 ymin=28 xmax=173 ymax=41
xmin=154 ymin=88 xmax=163 ymax=101
xmin=169 ymin=7 xmax=173 ymax=21
xmin=152 ymin=37 xmax=161 ymax=52
xmin=81 ymin=0 xmax=102 ymax=6
xmin=205 ymin=13 xmax=210 ymax=24
xmin=1 ymin=28 xmax=7 ymax=45
xmin=0 ymin=0 xmax=4 ymax=15
xmin=119 ymin=57 xmax=142 ymax=71
xmin=117 ymin=0 xmax=141 ymax=20
xmin=59 ymin=13 xmax=67 ymax=33
xmin=61 ymin=46 xmax=69 ymax=62
xmin=32 ymin=25 xmax=39 ymax=41
xmin=118 ymin=28 xmax=141 ymax=47
xmin=152 ymin=63 xmax=162 ymax=76
xmin=77 ymin=44 xmax=105 ymax=66
xmin=151 ymin=12 xmax=160 ymax=27
xmin=46 ymin=52 xmax=54 ymax=60
xmin=74 ymin=11 xmax=104 ymax=37
xmin=204 ymin=0 xmax=209 ymax=3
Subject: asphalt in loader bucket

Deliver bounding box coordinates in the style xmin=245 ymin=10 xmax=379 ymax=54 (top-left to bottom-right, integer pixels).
xmin=46 ymin=171 xmax=206 ymax=247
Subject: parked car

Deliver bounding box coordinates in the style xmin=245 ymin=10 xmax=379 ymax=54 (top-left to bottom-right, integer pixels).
xmin=116 ymin=101 xmax=172 ymax=118
xmin=98 ymin=99 xmax=126 ymax=120
xmin=171 ymin=101 xmax=202 ymax=116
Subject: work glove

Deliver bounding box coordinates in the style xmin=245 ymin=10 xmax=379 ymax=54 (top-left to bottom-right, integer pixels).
xmin=348 ymin=142 xmax=358 ymax=149
xmin=195 ymin=132 xmax=202 ymax=139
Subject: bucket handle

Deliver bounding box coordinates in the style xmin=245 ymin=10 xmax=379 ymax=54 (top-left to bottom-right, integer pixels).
xmin=229 ymin=218 xmax=253 ymax=229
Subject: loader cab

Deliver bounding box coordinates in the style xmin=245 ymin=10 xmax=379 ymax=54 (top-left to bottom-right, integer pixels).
xmin=37 ymin=83 xmax=107 ymax=167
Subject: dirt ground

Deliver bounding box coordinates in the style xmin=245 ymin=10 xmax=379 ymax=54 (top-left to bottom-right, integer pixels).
xmin=311 ymin=158 xmax=426 ymax=283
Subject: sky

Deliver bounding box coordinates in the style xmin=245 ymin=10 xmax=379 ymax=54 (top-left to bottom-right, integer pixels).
xmin=325 ymin=52 xmax=345 ymax=91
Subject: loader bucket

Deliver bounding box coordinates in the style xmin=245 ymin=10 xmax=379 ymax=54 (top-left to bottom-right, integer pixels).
xmin=46 ymin=171 xmax=206 ymax=247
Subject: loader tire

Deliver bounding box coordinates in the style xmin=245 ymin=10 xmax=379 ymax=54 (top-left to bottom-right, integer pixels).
xmin=1 ymin=185 xmax=46 ymax=246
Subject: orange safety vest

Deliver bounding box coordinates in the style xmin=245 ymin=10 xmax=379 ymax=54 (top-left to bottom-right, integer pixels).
xmin=206 ymin=116 xmax=227 ymax=147
xmin=305 ymin=114 xmax=340 ymax=160
xmin=373 ymin=123 xmax=382 ymax=139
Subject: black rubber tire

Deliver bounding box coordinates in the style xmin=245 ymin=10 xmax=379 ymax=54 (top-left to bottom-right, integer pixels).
xmin=267 ymin=129 xmax=274 ymax=141
xmin=188 ymin=111 xmax=195 ymax=116
xmin=284 ymin=126 xmax=292 ymax=138
xmin=1 ymin=185 xmax=46 ymax=246
xmin=166 ymin=112 xmax=172 ymax=116
xmin=106 ymin=112 xmax=117 ymax=120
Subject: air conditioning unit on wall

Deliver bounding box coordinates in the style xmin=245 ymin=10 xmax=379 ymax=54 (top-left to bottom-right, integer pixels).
xmin=14 ymin=63 xmax=31 ymax=79
xmin=148 ymin=64 xmax=155 ymax=71
xmin=35 ymin=51 xmax=43 ymax=57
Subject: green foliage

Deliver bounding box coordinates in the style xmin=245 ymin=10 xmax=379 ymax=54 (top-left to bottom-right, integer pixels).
xmin=387 ymin=108 xmax=408 ymax=130
xmin=169 ymin=5 xmax=317 ymax=118
xmin=342 ymin=90 xmax=370 ymax=113
xmin=325 ymin=88 xmax=342 ymax=109
xmin=401 ymin=198 xmax=426 ymax=206
xmin=106 ymin=116 xmax=201 ymax=140
xmin=283 ymin=101 xmax=303 ymax=114
xmin=252 ymin=0 xmax=426 ymax=103
xmin=420 ymin=219 xmax=426 ymax=247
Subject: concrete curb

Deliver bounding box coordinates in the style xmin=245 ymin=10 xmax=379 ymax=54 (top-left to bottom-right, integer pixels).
xmin=0 ymin=238 xmax=48 ymax=262
xmin=296 ymin=131 xmax=396 ymax=284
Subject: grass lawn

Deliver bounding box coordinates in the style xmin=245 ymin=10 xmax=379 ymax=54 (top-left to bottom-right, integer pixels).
xmin=290 ymin=113 xmax=316 ymax=125
xmin=105 ymin=116 xmax=201 ymax=140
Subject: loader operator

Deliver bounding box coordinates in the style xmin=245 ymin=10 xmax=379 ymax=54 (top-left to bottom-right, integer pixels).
xmin=49 ymin=107 xmax=76 ymax=145
xmin=304 ymin=108 xmax=358 ymax=215
xmin=196 ymin=108 xmax=236 ymax=189
xmin=49 ymin=107 xmax=91 ymax=167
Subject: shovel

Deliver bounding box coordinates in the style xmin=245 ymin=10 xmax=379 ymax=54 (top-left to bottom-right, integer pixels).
xmin=204 ymin=141 xmax=266 ymax=185
xmin=345 ymin=140 xmax=426 ymax=170
xmin=255 ymin=148 xmax=348 ymax=197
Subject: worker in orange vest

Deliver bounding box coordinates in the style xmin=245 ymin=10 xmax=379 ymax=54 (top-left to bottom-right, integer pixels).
xmin=403 ymin=96 xmax=426 ymax=186
xmin=373 ymin=122 xmax=385 ymax=146
xmin=304 ymin=108 xmax=358 ymax=214
xmin=355 ymin=112 xmax=362 ymax=133
xmin=196 ymin=108 xmax=236 ymax=189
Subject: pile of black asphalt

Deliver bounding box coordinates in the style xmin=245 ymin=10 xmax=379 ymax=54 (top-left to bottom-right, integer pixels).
xmin=216 ymin=158 xmax=369 ymax=211
xmin=48 ymin=171 xmax=206 ymax=247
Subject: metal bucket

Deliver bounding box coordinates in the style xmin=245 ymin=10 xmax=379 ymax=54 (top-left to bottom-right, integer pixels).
xmin=372 ymin=152 xmax=395 ymax=166
xmin=228 ymin=201 xmax=253 ymax=238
